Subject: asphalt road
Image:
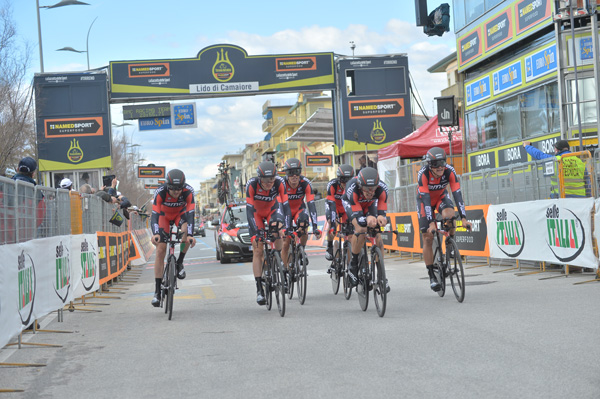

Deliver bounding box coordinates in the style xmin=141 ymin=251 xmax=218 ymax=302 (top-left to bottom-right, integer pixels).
xmin=1 ymin=229 xmax=599 ymax=398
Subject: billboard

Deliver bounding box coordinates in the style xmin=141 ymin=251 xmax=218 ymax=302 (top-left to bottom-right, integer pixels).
xmin=337 ymin=56 xmax=413 ymax=152
xmin=34 ymin=73 xmax=111 ymax=171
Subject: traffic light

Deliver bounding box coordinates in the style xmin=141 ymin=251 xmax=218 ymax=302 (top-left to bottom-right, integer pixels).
xmin=424 ymin=3 xmax=451 ymax=37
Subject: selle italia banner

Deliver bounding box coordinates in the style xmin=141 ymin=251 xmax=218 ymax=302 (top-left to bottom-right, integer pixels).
xmin=487 ymin=198 xmax=596 ymax=267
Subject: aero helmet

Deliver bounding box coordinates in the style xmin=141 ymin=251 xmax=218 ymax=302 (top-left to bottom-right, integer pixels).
xmin=166 ymin=169 xmax=186 ymax=190
xmin=357 ymin=167 xmax=379 ymax=188
xmin=425 ymin=147 xmax=447 ymax=168
xmin=283 ymin=158 xmax=302 ymax=176
xmin=336 ymin=164 xmax=354 ymax=182
xmin=257 ymin=161 xmax=277 ymax=178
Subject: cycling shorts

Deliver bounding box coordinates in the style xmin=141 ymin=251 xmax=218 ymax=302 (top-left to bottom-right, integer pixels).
xmin=417 ymin=195 xmax=454 ymax=233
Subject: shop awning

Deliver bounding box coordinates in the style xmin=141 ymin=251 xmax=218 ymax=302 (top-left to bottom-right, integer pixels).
xmin=287 ymin=108 xmax=334 ymax=142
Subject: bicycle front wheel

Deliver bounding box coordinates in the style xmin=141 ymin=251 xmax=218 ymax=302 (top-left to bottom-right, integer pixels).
xmin=331 ymin=240 xmax=341 ymax=295
xmin=262 ymin=259 xmax=272 ymax=311
xmin=296 ymin=246 xmax=308 ymax=305
xmin=433 ymin=241 xmax=446 ymax=298
xmin=271 ymin=251 xmax=286 ymax=317
xmin=167 ymin=255 xmax=177 ymax=320
xmin=357 ymin=250 xmax=369 ymax=311
xmin=447 ymin=238 xmax=465 ymax=303
xmin=287 ymin=250 xmax=295 ymax=300
xmin=342 ymin=242 xmax=352 ymax=300
xmin=371 ymin=247 xmax=387 ymax=317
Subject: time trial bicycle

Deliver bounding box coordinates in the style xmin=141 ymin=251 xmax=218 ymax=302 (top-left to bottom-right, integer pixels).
xmin=329 ymin=220 xmax=353 ymax=299
xmin=431 ymin=216 xmax=468 ymax=303
xmin=285 ymin=226 xmax=309 ymax=305
xmin=161 ymin=221 xmax=180 ymax=320
xmin=257 ymin=227 xmax=286 ymax=317
xmin=354 ymin=226 xmax=388 ymax=317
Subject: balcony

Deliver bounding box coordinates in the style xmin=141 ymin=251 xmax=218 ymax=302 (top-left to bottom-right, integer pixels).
xmin=276 ymin=142 xmax=298 ymax=152
xmin=262 ymin=118 xmax=274 ymax=132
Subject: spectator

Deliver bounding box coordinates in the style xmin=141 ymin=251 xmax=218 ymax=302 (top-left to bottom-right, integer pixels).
xmin=79 ymin=184 xmax=94 ymax=194
xmin=356 ymin=154 xmax=376 ymax=175
xmin=60 ymin=178 xmax=73 ymax=190
xmin=12 ymin=157 xmax=38 ymax=185
xmin=523 ymin=139 xmax=590 ymax=197
xmin=79 ymin=172 xmax=90 ymax=187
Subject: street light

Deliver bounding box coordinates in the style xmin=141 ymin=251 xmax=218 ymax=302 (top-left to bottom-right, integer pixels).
xmin=56 ymin=16 xmax=98 ymax=70
xmin=350 ymin=41 xmax=356 ymax=57
xmin=36 ymin=0 xmax=90 ymax=72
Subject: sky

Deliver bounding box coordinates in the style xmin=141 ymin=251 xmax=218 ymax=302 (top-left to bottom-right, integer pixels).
xmin=11 ymin=0 xmax=457 ymax=188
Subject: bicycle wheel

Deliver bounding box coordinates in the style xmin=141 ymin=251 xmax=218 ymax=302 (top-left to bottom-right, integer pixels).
xmin=162 ymin=265 xmax=169 ymax=314
xmin=167 ymin=255 xmax=176 ymax=320
xmin=446 ymin=238 xmax=465 ymax=303
xmin=371 ymin=247 xmax=387 ymax=317
xmin=343 ymin=241 xmax=352 ymax=300
xmin=331 ymin=240 xmax=341 ymax=295
xmin=432 ymin=239 xmax=446 ymax=298
xmin=296 ymin=246 xmax=308 ymax=305
xmin=263 ymin=259 xmax=272 ymax=311
xmin=287 ymin=247 xmax=295 ymax=300
xmin=357 ymin=250 xmax=369 ymax=311
xmin=271 ymin=251 xmax=286 ymax=317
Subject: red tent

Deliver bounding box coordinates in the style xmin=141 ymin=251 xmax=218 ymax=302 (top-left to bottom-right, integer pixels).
xmin=378 ymin=115 xmax=463 ymax=160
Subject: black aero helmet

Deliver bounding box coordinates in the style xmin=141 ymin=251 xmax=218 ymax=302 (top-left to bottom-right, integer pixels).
xmin=18 ymin=157 xmax=37 ymax=174
xmin=336 ymin=164 xmax=354 ymax=178
xmin=257 ymin=161 xmax=276 ymax=178
xmin=554 ymin=140 xmax=570 ymax=152
xmin=283 ymin=158 xmax=302 ymax=176
xmin=425 ymin=147 xmax=447 ymax=168
xmin=357 ymin=167 xmax=379 ymax=187
xmin=166 ymin=169 xmax=186 ymax=190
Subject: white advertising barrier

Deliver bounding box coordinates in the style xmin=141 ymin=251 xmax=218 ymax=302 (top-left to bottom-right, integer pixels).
xmin=71 ymin=234 xmax=100 ymax=298
xmin=0 ymin=236 xmax=76 ymax=348
xmin=488 ymin=198 xmax=597 ymax=268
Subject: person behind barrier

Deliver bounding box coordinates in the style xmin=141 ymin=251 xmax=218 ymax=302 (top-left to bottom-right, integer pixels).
xmin=417 ymin=147 xmax=472 ymax=292
xmin=523 ymin=139 xmax=589 ymax=198
xmin=150 ymin=169 xmax=196 ymax=307
xmin=12 ymin=157 xmax=38 ymax=185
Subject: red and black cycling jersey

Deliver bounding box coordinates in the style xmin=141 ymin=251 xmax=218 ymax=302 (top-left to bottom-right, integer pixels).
xmin=325 ymin=178 xmax=347 ymax=222
xmin=342 ymin=177 xmax=388 ymax=218
xmin=151 ymin=183 xmax=195 ymax=235
xmin=416 ymin=164 xmax=466 ymax=222
xmin=245 ymin=176 xmax=291 ymax=235
xmin=283 ymin=176 xmax=318 ymax=230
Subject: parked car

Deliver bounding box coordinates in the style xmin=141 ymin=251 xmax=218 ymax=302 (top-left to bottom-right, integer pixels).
xmin=213 ymin=204 xmax=252 ymax=264
xmin=194 ymin=220 xmax=206 ymax=237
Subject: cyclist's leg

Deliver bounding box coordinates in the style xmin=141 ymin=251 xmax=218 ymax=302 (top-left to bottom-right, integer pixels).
xmin=175 ymin=216 xmax=188 ymax=279
xmin=251 ymin=216 xmax=267 ymax=305
xmin=325 ymin=203 xmax=336 ymax=260
xmin=152 ymin=215 xmax=171 ymax=306
xmin=297 ymin=209 xmax=310 ymax=246
xmin=418 ymin=197 xmax=439 ymax=290
xmin=439 ymin=196 xmax=457 ymax=257
xmin=281 ymin=211 xmax=299 ymax=267
xmin=267 ymin=209 xmax=285 ymax=252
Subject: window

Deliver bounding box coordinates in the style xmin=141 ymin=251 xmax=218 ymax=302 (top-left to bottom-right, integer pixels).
xmin=567 ymin=77 xmax=597 ymax=126
xmin=453 ymin=0 xmax=466 ymax=31
xmin=520 ymin=87 xmax=548 ymax=138
xmin=476 ymin=105 xmax=498 ymax=149
xmin=466 ymin=112 xmax=479 ymax=151
xmin=485 ymin=0 xmax=504 ymax=11
xmin=547 ymin=83 xmax=560 ymax=133
xmin=465 ymin=0 xmax=485 ymax=25
xmin=497 ymin=97 xmax=521 ymax=144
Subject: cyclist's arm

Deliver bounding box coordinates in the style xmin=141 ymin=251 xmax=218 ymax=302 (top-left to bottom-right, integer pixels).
xmin=349 ymin=190 xmax=367 ymax=226
xmin=246 ymin=181 xmax=259 ymax=237
xmin=277 ymin=178 xmax=291 ymax=231
xmin=376 ymin=182 xmax=388 ymax=216
xmin=448 ymin=170 xmax=467 ymax=219
xmin=183 ymin=186 xmax=195 ymax=236
xmin=304 ymin=179 xmax=318 ymax=230
xmin=150 ymin=188 xmax=163 ymax=235
xmin=325 ymin=180 xmax=337 ymax=224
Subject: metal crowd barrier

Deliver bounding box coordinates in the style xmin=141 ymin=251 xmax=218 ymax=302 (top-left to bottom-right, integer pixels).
xmin=0 ymin=176 xmax=141 ymax=246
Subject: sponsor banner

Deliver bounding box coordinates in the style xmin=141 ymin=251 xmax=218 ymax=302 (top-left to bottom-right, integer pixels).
xmin=139 ymin=117 xmax=171 ymax=131
xmin=0 ymin=242 xmax=21 ymax=348
xmin=488 ymin=199 xmax=597 ymax=267
xmin=132 ymin=228 xmax=154 ymax=261
xmin=44 ymin=117 xmax=103 ymax=138
xmin=138 ymin=166 xmax=166 ymax=179
xmin=98 ymin=234 xmax=108 ymax=282
xmin=348 ymin=99 xmax=405 ymax=119
xmin=498 ymin=145 xmax=528 ymax=167
xmin=485 ymin=10 xmax=513 ymax=52
xmin=493 ymin=60 xmax=522 ymax=96
xmin=457 ymin=0 xmax=551 ymax=71
xmin=393 ymin=214 xmax=418 ymax=251
xmin=71 ymin=234 xmax=99 ymax=298
xmin=465 ymin=76 xmax=491 ymax=107
xmin=110 ymin=44 xmax=335 ymax=100
xmin=123 ymin=103 xmax=171 ymax=119
xmin=172 ymin=103 xmax=197 ymax=128
xmin=306 ymin=154 xmax=333 ymax=167
xmin=98 ymin=232 xmax=131 ymax=285
xmin=525 ymin=44 xmax=557 ymax=82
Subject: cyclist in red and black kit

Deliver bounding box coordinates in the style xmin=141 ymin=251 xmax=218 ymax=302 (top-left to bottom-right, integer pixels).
xmin=246 ymin=161 xmax=291 ymax=306
xmin=281 ymin=158 xmax=321 ymax=271
xmin=325 ymin=164 xmax=354 ymax=265
xmin=417 ymin=147 xmax=472 ymax=292
xmin=342 ymin=167 xmax=389 ymax=290
xmin=150 ymin=169 xmax=196 ymax=307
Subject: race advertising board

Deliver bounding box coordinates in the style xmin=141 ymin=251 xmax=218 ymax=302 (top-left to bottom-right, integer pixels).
xmin=34 ymin=73 xmax=111 ymax=171
xmin=110 ymin=44 xmax=335 ymax=100
xmin=337 ymin=56 xmax=413 ymax=151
